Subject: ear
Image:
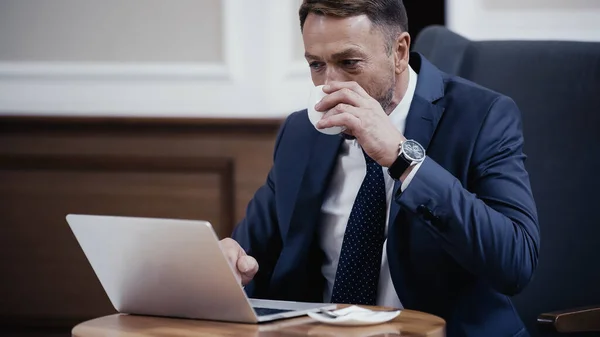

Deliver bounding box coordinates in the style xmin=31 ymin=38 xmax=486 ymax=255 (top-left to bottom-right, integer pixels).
xmin=394 ymin=32 xmax=411 ymax=75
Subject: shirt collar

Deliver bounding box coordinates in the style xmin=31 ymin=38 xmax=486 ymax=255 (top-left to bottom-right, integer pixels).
xmin=388 ymin=65 xmax=418 ymax=135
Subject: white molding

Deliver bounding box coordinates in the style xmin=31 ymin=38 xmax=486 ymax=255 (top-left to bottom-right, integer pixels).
xmin=260 ymin=0 xmax=312 ymax=115
xmin=266 ymin=0 xmax=311 ymax=81
xmin=285 ymin=60 xmax=310 ymax=80
xmin=221 ymin=0 xmax=244 ymax=84
xmin=0 ymin=0 xmax=241 ymax=82
xmin=448 ymin=0 xmax=600 ymax=41
xmin=0 ymin=0 xmax=303 ymax=118
xmin=0 ymin=62 xmax=230 ymax=81
xmin=0 ymin=0 xmax=238 ymax=82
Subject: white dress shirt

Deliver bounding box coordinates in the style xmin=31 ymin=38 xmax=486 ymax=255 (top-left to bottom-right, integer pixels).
xmin=318 ymin=66 xmax=419 ymax=308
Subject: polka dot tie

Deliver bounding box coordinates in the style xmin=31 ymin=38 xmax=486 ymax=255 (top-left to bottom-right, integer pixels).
xmin=330 ymin=150 xmax=386 ymax=305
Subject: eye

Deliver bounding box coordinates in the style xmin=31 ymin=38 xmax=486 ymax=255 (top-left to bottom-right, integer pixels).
xmin=341 ymin=60 xmax=361 ymax=68
xmin=309 ymin=61 xmax=325 ymax=71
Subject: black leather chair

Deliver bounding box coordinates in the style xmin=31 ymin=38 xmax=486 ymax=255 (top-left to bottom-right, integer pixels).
xmin=413 ymin=26 xmax=600 ymax=336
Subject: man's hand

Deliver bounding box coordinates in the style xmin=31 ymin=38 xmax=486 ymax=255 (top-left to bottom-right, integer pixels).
xmin=219 ymin=238 xmax=259 ymax=286
xmin=315 ymin=81 xmax=405 ymax=167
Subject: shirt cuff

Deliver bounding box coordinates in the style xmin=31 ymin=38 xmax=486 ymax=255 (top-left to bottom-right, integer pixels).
xmin=400 ymin=160 xmax=424 ymax=192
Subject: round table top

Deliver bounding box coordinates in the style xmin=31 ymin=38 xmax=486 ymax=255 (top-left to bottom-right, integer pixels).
xmin=72 ymin=306 xmax=446 ymax=337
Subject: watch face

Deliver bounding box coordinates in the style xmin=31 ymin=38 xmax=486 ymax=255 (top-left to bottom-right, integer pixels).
xmin=403 ymin=140 xmax=425 ymax=161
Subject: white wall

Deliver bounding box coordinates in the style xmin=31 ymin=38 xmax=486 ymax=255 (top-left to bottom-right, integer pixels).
xmin=9 ymin=0 xmax=597 ymax=118
xmin=0 ymin=0 xmax=311 ymax=118
xmin=447 ymin=0 xmax=600 ymax=41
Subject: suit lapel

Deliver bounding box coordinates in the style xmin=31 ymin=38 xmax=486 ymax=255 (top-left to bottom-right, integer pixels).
xmin=387 ymin=53 xmax=447 ymax=306
xmin=389 ymin=53 xmax=446 ymax=227
xmin=389 ymin=95 xmax=445 ymax=224
xmin=269 ymin=124 xmax=342 ymax=301
xmin=284 ymin=132 xmax=342 ymax=243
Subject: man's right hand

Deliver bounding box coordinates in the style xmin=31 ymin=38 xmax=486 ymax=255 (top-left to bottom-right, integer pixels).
xmin=219 ymin=238 xmax=259 ymax=286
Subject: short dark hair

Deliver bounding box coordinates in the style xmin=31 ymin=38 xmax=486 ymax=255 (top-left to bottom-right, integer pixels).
xmin=299 ymin=0 xmax=409 ymax=53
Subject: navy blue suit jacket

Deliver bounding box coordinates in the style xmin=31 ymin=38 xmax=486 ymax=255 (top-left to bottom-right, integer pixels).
xmin=232 ymin=53 xmax=540 ymax=337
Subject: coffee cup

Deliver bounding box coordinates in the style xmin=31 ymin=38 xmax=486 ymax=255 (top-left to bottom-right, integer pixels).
xmin=307 ymin=85 xmax=345 ymax=135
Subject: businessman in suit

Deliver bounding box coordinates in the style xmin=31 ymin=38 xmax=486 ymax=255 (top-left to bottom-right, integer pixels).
xmin=220 ymin=0 xmax=540 ymax=336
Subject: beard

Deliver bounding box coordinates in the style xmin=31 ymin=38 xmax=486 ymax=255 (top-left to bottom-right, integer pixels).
xmin=373 ymin=64 xmax=396 ymax=114
xmin=376 ymin=85 xmax=395 ymax=113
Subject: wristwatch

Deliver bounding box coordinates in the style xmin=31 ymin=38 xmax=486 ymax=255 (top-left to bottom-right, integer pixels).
xmin=387 ymin=139 xmax=426 ymax=180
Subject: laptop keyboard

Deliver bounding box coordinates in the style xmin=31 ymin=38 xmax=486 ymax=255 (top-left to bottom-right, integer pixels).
xmin=253 ymin=307 xmax=294 ymax=317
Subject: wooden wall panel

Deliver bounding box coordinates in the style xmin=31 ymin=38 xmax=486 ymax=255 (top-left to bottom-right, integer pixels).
xmin=0 ymin=156 xmax=232 ymax=320
xmin=0 ymin=116 xmax=282 ymax=331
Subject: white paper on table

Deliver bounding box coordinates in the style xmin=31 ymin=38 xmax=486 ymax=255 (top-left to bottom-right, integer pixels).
xmin=307 ymin=305 xmax=401 ymax=326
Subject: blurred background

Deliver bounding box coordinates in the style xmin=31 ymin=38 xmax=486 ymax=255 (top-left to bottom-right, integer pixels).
xmin=0 ymin=1 xmax=599 ymax=337
xmin=0 ymin=0 xmax=598 ymax=117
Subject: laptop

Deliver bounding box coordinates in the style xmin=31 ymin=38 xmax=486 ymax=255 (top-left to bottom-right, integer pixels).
xmin=65 ymin=214 xmax=336 ymax=323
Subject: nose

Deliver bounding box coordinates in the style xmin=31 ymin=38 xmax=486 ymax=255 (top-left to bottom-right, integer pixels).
xmin=323 ymin=67 xmax=343 ymax=85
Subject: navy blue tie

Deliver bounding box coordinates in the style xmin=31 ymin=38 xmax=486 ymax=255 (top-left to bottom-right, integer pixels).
xmin=331 ymin=150 xmax=387 ymax=305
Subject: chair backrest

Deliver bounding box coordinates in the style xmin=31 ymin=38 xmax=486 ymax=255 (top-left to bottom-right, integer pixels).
xmin=410 ymin=25 xmax=471 ymax=75
xmin=414 ymin=26 xmax=600 ymax=336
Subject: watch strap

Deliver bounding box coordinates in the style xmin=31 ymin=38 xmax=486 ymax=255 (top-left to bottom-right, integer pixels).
xmin=388 ymin=151 xmax=412 ymax=180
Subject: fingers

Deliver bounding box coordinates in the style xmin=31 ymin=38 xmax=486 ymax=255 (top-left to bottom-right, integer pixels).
xmin=237 ymin=255 xmax=259 ymax=286
xmin=321 ymin=103 xmax=359 ymax=119
xmin=322 ymin=81 xmax=370 ymax=100
xmin=317 ymin=105 xmax=361 ymax=131
xmin=219 ymin=238 xmax=239 ymax=266
xmin=315 ymin=87 xmax=366 ymax=112
xmin=219 ymin=238 xmax=258 ymax=286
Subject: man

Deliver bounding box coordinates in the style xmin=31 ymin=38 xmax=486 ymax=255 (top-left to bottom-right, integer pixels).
xmin=220 ymin=0 xmax=540 ymax=336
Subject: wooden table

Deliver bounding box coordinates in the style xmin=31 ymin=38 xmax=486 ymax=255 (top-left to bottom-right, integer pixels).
xmin=72 ymin=306 xmax=446 ymax=337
